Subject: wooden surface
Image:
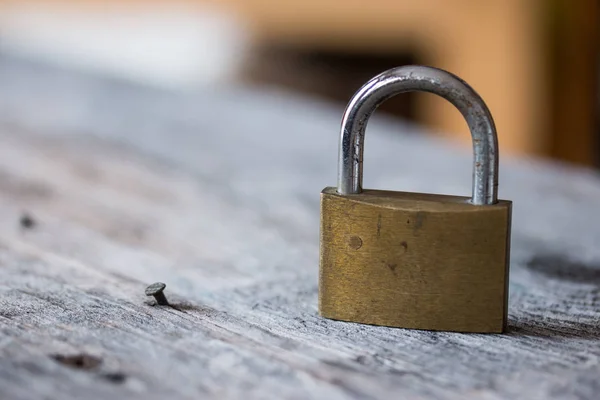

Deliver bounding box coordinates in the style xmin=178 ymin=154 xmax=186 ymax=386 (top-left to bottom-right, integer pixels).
xmin=1 ymin=55 xmax=600 ymax=399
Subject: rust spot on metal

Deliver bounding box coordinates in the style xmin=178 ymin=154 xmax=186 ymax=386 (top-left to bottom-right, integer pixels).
xmin=413 ymin=212 xmax=426 ymax=232
xmin=400 ymin=241 xmax=408 ymax=254
xmin=348 ymin=236 xmax=363 ymax=250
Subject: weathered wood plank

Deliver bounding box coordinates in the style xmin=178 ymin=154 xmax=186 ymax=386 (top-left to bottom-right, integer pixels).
xmin=0 ymin=55 xmax=600 ymax=399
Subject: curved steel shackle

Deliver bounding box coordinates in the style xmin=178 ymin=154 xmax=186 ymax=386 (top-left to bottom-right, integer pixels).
xmin=337 ymin=65 xmax=499 ymax=205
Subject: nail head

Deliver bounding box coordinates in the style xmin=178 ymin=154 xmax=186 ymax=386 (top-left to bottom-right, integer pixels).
xmin=145 ymin=282 xmax=166 ymax=296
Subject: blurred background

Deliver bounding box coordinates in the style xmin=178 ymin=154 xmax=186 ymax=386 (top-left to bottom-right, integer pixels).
xmin=0 ymin=0 xmax=598 ymax=166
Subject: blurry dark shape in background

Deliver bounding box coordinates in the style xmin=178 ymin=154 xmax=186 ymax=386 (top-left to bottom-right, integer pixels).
xmin=545 ymin=0 xmax=600 ymax=166
xmin=244 ymin=47 xmax=418 ymax=122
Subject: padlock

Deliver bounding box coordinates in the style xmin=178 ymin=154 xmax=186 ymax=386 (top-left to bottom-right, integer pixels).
xmin=319 ymin=65 xmax=511 ymax=333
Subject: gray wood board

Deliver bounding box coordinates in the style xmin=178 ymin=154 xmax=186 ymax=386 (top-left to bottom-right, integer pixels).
xmin=0 ymin=55 xmax=599 ymax=400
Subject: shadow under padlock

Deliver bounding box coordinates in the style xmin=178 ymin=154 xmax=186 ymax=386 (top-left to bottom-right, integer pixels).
xmin=319 ymin=66 xmax=512 ymax=333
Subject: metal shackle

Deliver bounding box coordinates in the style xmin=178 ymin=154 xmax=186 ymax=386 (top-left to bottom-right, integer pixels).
xmin=337 ymin=65 xmax=499 ymax=205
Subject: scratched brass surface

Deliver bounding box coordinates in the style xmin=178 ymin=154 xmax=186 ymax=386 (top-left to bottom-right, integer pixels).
xmin=319 ymin=187 xmax=512 ymax=333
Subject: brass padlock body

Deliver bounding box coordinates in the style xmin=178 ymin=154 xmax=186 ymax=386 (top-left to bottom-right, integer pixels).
xmin=319 ymin=188 xmax=511 ymax=333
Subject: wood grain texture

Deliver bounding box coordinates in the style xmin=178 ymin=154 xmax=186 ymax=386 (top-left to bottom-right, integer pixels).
xmin=319 ymin=188 xmax=511 ymax=333
xmin=0 ymin=55 xmax=600 ymax=399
